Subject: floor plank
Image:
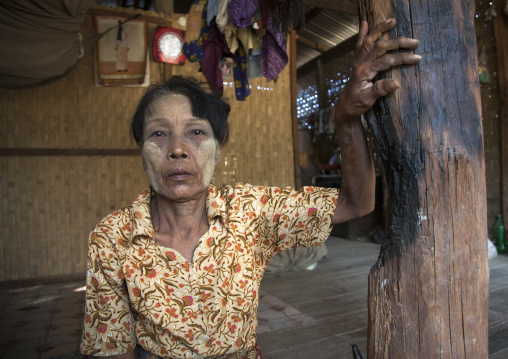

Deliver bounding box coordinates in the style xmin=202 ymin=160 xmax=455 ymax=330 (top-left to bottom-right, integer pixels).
xmin=258 ymin=237 xmax=508 ymax=358
xmin=1 ymin=237 xmax=507 ymax=358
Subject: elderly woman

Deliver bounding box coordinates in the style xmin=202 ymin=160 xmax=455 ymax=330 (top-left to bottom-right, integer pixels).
xmin=81 ymin=19 xmax=420 ymax=359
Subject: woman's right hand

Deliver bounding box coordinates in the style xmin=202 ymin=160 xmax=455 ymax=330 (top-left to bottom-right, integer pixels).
xmin=335 ymin=18 xmax=421 ymax=124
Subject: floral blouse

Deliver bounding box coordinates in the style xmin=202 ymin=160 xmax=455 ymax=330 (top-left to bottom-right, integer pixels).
xmin=80 ymin=183 xmax=338 ymax=358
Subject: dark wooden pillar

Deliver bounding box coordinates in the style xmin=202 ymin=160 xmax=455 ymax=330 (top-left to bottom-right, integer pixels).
xmin=358 ymin=1 xmax=489 ymax=358
xmin=493 ymin=1 xmax=508 ymax=232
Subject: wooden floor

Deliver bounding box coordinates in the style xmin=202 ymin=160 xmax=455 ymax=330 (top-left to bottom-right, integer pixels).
xmin=257 ymin=237 xmax=508 ymax=358
xmin=1 ymin=237 xmax=507 ymax=358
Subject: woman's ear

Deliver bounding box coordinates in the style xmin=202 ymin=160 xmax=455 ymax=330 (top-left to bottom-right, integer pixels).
xmin=215 ymin=145 xmax=222 ymax=165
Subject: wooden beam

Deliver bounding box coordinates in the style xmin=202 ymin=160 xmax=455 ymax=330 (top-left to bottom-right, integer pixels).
xmin=296 ymin=35 xmax=331 ymax=53
xmin=0 ymin=148 xmax=140 ymax=156
xmin=297 ymin=34 xmax=358 ymax=78
xmin=304 ymin=0 xmax=357 ymax=14
xmin=154 ymin=0 xmax=173 ymax=14
xmin=494 ymin=0 xmax=508 ymax=230
xmin=289 ymin=30 xmax=302 ymax=189
xmin=359 ymin=1 xmax=489 ymax=358
xmin=87 ymin=5 xmax=172 ymax=25
xmin=296 ymin=7 xmax=323 ymax=31
xmin=316 ymin=59 xmax=326 ymax=107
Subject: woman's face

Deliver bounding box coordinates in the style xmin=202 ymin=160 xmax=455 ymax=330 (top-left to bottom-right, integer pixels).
xmin=141 ymin=94 xmax=221 ymax=202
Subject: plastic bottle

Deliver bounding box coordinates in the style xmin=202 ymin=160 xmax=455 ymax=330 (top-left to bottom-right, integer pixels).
xmin=493 ymin=214 xmax=507 ymax=254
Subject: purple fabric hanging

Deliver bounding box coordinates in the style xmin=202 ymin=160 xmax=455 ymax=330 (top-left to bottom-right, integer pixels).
xmin=227 ymin=0 xmax=258 ymax=28
xmin=202 ymin=23 xmax=233 ymax=95
xmin=260 ymin=16 xmax=287 ymax=82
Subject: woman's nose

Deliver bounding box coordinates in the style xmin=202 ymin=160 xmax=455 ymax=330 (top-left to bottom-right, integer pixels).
xmin=167 ymin=139 xmax=189 ymax=160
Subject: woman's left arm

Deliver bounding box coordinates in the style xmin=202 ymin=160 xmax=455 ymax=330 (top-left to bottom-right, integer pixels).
xmin=331 ymin=18 xmax=421 ymax=225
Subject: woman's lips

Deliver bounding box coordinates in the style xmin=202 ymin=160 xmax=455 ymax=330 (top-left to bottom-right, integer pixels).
xmin=168 ymin=168 xmax=192 ymax=180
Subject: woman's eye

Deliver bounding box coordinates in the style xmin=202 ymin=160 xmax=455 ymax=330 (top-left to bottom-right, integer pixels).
xmin=151 ymin=130 xmax=164 ymax=137
xmin=192 ymin=129 xmax=204 ymax=136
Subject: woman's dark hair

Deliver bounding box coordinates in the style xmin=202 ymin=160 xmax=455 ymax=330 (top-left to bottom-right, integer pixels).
xmin=131 ymin=76 xmax=230 ymax=147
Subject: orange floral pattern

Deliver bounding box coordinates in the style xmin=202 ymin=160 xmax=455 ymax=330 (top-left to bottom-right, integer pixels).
xmin=80 ymin=183 xmax=338 ymax=358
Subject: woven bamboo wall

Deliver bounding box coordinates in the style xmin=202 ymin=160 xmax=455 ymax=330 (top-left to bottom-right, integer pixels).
xmin=0 ymin=6 xmax=294 ymax=281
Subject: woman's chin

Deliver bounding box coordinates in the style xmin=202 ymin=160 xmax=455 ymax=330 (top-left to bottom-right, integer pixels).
xmin=155 ymin=182 xmax=208 ymax=203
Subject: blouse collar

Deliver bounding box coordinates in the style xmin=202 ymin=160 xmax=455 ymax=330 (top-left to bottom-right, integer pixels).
xmin=130 ymin=185 xmax=228 ymax=240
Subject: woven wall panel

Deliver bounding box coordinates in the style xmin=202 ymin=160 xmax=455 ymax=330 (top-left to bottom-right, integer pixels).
xmin=0 ymin=156 xmax=148 ymax=280
xmin=216 ymin=73 xmax=294 ymax=188
xmin=0 ymin=7 xmax=294 ymax=281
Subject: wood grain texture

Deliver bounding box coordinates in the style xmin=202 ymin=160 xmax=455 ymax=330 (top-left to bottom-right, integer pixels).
xmin=358 ymin=0 xmax=489 ymax=357
xmin=493 ymin=0 xmax=508 ymax=235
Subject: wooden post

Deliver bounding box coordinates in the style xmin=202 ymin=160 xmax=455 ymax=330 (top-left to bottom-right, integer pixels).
xmin=316 ymin=59 xmax=327 ymax=108
xmin=290 ymin=30 xmax=302 ymax=189
xmin=493 ymin=1 xmax=508 ymax=231
xmin=358 ymin=1 xmax=489 ymax=358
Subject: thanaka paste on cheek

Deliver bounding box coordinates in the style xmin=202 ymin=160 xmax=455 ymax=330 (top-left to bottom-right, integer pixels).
xmin=142 ymin=142 xmax=163 ymax=192
xmin=198 ymin=138 xmax=218 ymax=186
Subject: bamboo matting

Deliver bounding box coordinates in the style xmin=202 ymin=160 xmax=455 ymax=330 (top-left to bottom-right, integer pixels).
xmin=0 ymin=7 xmax=294 ymax=281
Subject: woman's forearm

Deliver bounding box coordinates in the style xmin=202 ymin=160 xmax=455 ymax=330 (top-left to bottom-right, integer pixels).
xmin=331 ymin=117 xmax=376 ymax=224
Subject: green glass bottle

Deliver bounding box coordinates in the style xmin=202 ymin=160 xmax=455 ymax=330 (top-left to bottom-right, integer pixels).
xmin=493 ymin=214 xmax=507 ymax=254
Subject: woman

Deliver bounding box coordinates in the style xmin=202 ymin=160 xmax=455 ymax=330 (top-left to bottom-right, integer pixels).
xmin=81 ymin=19 xmax=421 ymax=359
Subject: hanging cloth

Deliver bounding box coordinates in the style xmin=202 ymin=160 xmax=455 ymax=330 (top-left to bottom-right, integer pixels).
xmin=201 ymin=21 xmax=251 ymax=101
xmin=215 ymin=0 xmax=230 ymax=33
xmin=223 ymin=23 xmax=260 ymax=54
xmin=206 ymin=0 xmax=221 ymax=25
xmin=227 ymin=0 xmax=258 ymax=28
xmin=183 ymin=0 xmax=209 ymax=62
xmin=257 ymin=0 xmax=305 ymax=32
xmin=260 ymin=15 xmax=287 ymax=82
xmin=256 ymin=0 xmax=306 ymax=81
xmin=247 ymin=48 xmax=263 ymax=79
xmin=232 ymin=44 xmax=251 ymax=100
xmin=201 ymin=23 xmax=233 ymax=95
xmin=0 ymin=0 xmax=94 ymax=89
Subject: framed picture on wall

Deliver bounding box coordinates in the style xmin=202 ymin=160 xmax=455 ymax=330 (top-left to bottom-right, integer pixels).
xmin=94 ymin=16 xmax=148 ymax=86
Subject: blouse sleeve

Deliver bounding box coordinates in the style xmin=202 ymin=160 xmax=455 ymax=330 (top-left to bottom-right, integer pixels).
xmin=80 ymin=228 xmax=136 ymax=356
xmin=248 ymin=185 xmax=339 ymax=257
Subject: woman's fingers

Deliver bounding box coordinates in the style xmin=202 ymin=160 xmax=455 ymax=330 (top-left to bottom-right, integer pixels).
xmin=362 ymin=18 xmax=396 ymax=53
xmin=370 ymin=79 xmax=399 ymax=99
xmin=372 ymin=37 xmax=420 ymax=59
xmin=370 ymin=52 xmax=422 ymax=73
xmin=353 ymin=51 xmax=421 ymax=85
xmin=356 ymin=20 xmax=370 ymax=51
xmin=352 ymin=80 xmax=399 ymax=114
xmin=359 ymin=18 xmax=420 ymax=60
xmin=337 ymin=18 xmax=422 ymax=119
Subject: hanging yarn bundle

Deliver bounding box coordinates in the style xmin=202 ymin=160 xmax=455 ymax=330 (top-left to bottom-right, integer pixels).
xmin=271 ymin=0 xmax=306 ymax=39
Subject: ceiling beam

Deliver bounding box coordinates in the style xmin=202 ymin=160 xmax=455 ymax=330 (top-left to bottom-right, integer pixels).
xmin=303 ymin=0 xmax=358 ymax=15
xmin=296 ymin=7 xmax=322 ymax=31
xmin=304 ymin=7 xmax=323 ymax=23
xmin=297 ymin=35 xmax=332 ymax=53
xmin=297 ymin=34 xmax=358 ymax=78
